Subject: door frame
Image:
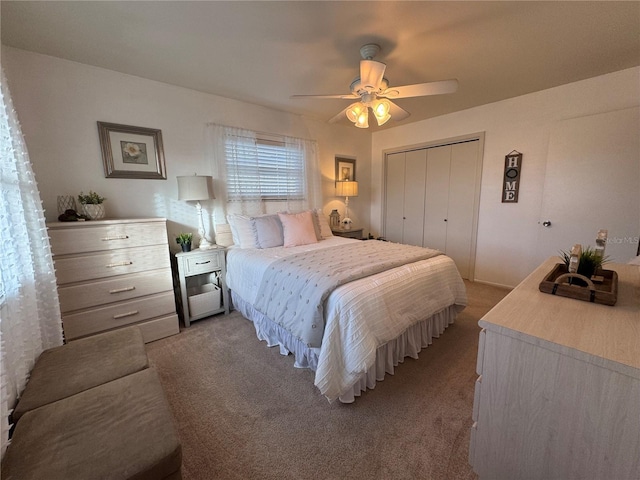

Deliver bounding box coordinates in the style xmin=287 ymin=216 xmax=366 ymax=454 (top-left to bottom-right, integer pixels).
xmin=382 ymin=132 xmax=485 ymax=280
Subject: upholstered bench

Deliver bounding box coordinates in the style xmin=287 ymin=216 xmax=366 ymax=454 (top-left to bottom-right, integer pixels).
xmin=2 ymin=368 xmax=182 ymax=479
xmin=13 ymin=326 xmax=149 ymax=422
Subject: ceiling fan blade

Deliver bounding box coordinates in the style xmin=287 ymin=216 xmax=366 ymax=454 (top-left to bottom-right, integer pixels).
xmin=291 ymin=93 xmax=358 ymax=100
xmin=387 ymin=100 xmax=411 ymax=121
xmin=360 ymin=60 xmax=386 ymax=89
xmin=328 ymin=106 xmax=351 ymax=124
xmin=381 ymin=79 xmax=459 ymax=99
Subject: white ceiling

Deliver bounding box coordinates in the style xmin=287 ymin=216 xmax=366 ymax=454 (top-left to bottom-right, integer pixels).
xmin=2 ymin=1 xmax=639 ymax=131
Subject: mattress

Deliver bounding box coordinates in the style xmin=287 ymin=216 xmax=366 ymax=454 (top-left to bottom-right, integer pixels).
xmin=226 ymin=237 xmax=468 ymax=402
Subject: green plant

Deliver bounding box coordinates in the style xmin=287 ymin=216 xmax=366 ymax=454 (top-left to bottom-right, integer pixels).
xmin=559 ymin=245 xmax=609 ymax=279
xmin=77 ymin=190 xmax=106 ymax=205
xmin=176 ymin=233 xmax=193 ymax=245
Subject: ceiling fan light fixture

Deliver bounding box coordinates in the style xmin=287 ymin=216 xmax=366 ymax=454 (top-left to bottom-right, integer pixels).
xmin=372 ymin=99 xmax=391 ymax=126
xmin=346 ymin=102 xmax=369 ymax=127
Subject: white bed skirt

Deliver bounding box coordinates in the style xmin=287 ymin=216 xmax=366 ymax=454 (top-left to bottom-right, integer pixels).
xmin=231 ymin=290 xmax=458 ymax=403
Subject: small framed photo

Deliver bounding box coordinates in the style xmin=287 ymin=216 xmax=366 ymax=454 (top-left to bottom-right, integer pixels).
xmin=335 ymin=157 xmax=356 ymax=184
xmin=98 ymin=122 xmax=167 ymax=179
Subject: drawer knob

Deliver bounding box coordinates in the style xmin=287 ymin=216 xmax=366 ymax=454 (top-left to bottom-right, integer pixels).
xmin=109 ymin=286 xmax=136 ymax=294
xmin=112 ymin=310 xmax=139 ymax=319
xmin=106 ymin=261 xmax=133 ymax=268
xmin=195 ymin=260 xmax=211 ymax=265
xmin=102 ymin=235 xmax=130 ymax=241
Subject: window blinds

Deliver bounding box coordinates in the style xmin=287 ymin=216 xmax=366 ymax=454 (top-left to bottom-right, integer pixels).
xmin=225 ymin=136 xmax=304 ymax=201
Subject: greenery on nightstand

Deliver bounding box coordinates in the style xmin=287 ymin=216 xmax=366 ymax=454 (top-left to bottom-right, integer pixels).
xmin=176 ymin=233 xmax=193 ymax=245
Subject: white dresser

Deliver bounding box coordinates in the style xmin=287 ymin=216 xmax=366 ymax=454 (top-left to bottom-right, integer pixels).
xmin=470 ymin=257 xmax=640 ymax=479
xmin=48 ymin=218 xmax=180 ymax=343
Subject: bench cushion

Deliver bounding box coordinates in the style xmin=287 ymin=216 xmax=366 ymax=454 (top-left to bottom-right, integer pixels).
xmin=2 ymin=368 xmax=182 ymax=480
xmin=13 ymin=326 xmax=148 ymax=421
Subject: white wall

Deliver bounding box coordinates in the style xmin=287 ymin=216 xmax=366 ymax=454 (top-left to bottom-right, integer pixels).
xmin=372 ymin=67 xmax=640 ymax=287
xmin=2 ymin=46 xmax=372 ymax=250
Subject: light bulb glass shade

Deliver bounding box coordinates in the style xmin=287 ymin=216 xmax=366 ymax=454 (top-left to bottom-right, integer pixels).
xmin=355 ymin=110 xmax=369 ymax=128
xmin=373 ymin=99 xmax=391 ymax=126
xmin=335 ymin=180 xmax=359 ymax=197
xmin=346 ymin=101 xmax=374 ymax=128
xmin=177 ymin=175 xmax=215 ymax=201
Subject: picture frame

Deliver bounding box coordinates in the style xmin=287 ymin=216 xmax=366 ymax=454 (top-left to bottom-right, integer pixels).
xmin=98 ymin=122 xmax=167 ymax=179
xmin=335 ymin=157 xmax=356 ymax=184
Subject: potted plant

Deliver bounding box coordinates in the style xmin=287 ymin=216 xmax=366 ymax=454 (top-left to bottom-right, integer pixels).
xmin=176 ymin=233 xmax=193 ymax=252
xmin=77 ymin=191 xmax=106 ymax=220
xmin=559 ymin=245 xmax=610 ymax=284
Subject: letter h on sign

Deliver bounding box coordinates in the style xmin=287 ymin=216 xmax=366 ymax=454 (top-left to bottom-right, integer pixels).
xmin=502 ymin=151 xmax=522 ymax=203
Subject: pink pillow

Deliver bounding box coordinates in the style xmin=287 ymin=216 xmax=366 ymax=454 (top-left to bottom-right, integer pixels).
xmin=278 ymin=211 xmax=319 ymax=247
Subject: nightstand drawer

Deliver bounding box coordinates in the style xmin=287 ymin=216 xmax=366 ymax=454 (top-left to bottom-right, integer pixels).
xmin=57 ymin=268 xmax=173 ymax=313
xmin=62 ymin=291 xmax=176 ymax=340
xmin=183 ymin=251 xmax=221 ymax=275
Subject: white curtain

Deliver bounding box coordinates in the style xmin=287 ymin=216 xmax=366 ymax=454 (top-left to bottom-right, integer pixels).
xmin=205 ymin=123 xmax=322 ymax=223
xmin=0 ymin=68 xmax=63 ymax=457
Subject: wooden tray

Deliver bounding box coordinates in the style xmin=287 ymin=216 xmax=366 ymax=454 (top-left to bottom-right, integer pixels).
xmin=539 ymin=263 xmax=618 ymax=306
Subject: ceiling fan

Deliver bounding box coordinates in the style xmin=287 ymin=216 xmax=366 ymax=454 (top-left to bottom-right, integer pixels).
xmin=292 ymin=44 xmax=458 ymax=128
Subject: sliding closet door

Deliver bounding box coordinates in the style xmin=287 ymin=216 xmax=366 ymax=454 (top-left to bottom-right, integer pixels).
xmin=446 ymin=141 xmax=480 ymax=279
xmin=384 ymin=135 xmax=483 ymax=280
xmin=384 ymin=152 xmax=406 ymax=243
xmin=402 ymin=149 xmax=427 ymax=246
xmin=423 ymin=145 xmax=450 ymax=252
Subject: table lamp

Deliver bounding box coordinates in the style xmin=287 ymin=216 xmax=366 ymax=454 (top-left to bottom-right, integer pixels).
xmin=177 ymin=174 xmax=215 ymax=249
xmin=335 ymin=180 xmax=358 ymax=226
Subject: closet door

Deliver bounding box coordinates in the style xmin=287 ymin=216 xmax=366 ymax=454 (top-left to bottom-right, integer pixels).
xmin=384 ymin=152 xmax=406 ymax=243
xmin=446 ymin=141 xmax=479 ymax=279
xmin=423 ymin=145 xmax=450 ymax=251
xmin=402 ymin=149 xmax=427 ymax=246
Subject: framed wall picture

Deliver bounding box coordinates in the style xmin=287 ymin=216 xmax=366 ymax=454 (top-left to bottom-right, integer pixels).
xmin=335 ymin=157 xmax=356 ymax=184
xmin=98 ymin=122 xmax=167 ymax=179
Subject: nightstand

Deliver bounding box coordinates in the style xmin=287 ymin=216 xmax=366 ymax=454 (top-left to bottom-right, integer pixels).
xmin=175 ymin=246 xmax=229 ymax=327
xmin=331 ymin=227 xmax=364 ymax=239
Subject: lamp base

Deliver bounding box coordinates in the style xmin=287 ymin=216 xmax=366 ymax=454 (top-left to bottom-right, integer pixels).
xmin=198 ymin=238 xmax=216 ymax=249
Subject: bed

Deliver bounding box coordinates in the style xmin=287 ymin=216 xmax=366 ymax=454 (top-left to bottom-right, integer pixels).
xmin=224 ymin=211 xmax=467 ymax=403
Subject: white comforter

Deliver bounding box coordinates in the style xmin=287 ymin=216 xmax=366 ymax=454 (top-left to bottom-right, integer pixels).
xmin=226 ymin=237 xmax=467 ymax=401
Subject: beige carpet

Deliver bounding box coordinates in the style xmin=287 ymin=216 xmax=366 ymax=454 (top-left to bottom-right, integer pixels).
xmin=146 ymin=280 xmax=510 ymax=480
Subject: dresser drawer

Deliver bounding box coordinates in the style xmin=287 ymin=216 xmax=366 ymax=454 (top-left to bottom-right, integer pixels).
xmin=49 ymin=221 xmax=167 ymax=255
xmin=54 ymin=245 xmax=170 ymax=284
xmin=62 ymin=291 xmax=176 ymax=340
xmin=58 ymin=268 xmax=173 ymax=313
xmin=183 ymin=251 xmax=221 ymax=275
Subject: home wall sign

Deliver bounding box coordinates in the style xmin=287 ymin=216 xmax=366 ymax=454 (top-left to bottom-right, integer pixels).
xmin=502 ymin=150 xmax=522 ymax=203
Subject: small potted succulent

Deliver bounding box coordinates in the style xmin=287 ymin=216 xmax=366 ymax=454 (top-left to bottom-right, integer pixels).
xmin=176 ymin=233 xmax=193 ymax=252
xmin=77 ymin=190 xmax=106 ymax=220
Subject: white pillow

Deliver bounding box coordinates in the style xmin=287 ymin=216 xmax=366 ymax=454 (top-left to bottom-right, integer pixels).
xmin=227 ymin=214 xmax=258 ymax=249
xmin=278 ymin=211 xmax=318 ymax=247
xmin=253 ymin=214 xmax=284 ymax=248
xmin=315 ymin=209 xmax=333 ymax=238
xmin=214 ymin=223 xmax=234 ymax=247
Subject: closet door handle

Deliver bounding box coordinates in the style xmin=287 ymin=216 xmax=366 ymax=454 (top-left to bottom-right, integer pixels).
xmin=444 ymin=219 xmax=448 ymax=222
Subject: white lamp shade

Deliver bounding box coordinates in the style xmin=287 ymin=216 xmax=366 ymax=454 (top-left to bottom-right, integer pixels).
xmin=336 ymin=180 xmax=359 ymax=197
xmin=177 ymin=175 xmax=215 ymax=201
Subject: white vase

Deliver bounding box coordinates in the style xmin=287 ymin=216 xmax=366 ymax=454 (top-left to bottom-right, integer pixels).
xmin=82 ymin=203 xmax=105 ymax=220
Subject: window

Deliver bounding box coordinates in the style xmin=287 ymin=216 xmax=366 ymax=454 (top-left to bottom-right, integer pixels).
xmin=225 ymin=136 xmax=305 ymax=201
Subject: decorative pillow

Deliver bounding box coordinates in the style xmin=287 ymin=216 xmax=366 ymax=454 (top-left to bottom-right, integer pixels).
xmin=278 ymin=211 xmax=318 ymax=247
xmin=309 ymin=210 xmax=322 ymax=240
xmin=252 ymin=214 xmax=284 ymax=249
xmin=315 ymin=209 xmax=333 ymax=238
xmin=227 ymin=214 xmax=258 ymax=249
xmin=214 ymin=223 xmax=234 ymax=247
